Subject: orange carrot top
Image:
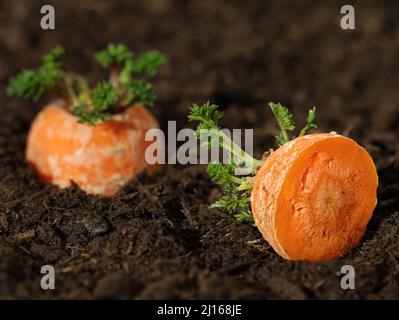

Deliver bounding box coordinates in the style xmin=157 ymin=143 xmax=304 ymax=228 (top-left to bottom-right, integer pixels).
xmin=188 ymin=102 xmax=378 ymax=261
xmin=7 ymin=43 xmax=167 ymax=125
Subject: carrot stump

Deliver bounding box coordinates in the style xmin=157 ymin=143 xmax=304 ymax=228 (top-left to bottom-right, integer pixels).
xmin=251 ymin=133 xmax=378 ymax=261
xmin=7 ymin=44 xmax=167 ymax=197
xmin=26 ymin=101 xmax=158 ymax=197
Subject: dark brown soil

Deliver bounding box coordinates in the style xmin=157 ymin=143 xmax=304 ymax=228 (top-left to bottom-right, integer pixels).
xmin=0 ymin=0 xmax=398 ymax=299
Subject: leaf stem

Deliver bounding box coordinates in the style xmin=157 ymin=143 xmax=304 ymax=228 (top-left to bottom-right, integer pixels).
xmin=210 ymin=129 xmax=263 ymax=173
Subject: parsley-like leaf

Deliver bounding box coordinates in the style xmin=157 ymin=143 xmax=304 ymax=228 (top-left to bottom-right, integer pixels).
xmin=91 ymin=81 xmax=118 ymax=111
xmin=268 ymin=102 xmax=318 ymax=144
xmin=127 ymin=51 xmax=167 ymax=77
xmin=268 ymin=102 xmax=295 ymax=144
xmin=7 ymin=46 xmax=65 ymax=101
xmin=73 ymin=102 xmax=110 ymax=126
xmin=126 ymin=80 xmax=156 ymax=107
xmin=210 ymin=185 xmax=254 ymax=224
xmin=188 ymin=102 xmax=223 ymax=136
xmin=207 ymin=163 xmax=242 ymax=188
xmin=189 ymin=102 xmax=262 ymax=225
xmin=95 ymin=43 xmax=133 ymax=68
xmin=8 ymin=43 xmax=165 ymax=125
xmin=299 ymin=106 xmax=317 ymax=136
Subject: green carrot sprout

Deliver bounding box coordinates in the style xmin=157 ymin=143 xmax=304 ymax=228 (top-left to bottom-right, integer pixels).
xmin=268 ymin=102 xmax=317 ymax=145
xmin=7 ymin=47 xmax=65 ymax=101
xmin=127 ymin=80 xmax=156 ymax=107
xmin=126 ymin=51 xmax=168 ymax=76
xmin=91 ymin=81 xmax=118 ymax=110
xmin=94 ymin=43 xmax=133 ymax=68
xmin=7 ymin=43 xmax=167 ymax=125
xmin=299 ymin=106 xmax=317 ymax=137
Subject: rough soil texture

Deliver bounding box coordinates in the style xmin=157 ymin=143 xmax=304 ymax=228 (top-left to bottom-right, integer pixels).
xmin=0 ymin=0 xmax=398 ymax=299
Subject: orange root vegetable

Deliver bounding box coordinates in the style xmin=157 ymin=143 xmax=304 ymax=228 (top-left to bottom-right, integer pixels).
xmin=189 ymin=102 xmax=378 ymax=261
xmin=251 ymin=133 xmax=378 ymax=261
xmin=26 ymin=102 xmax=158 ymax=197
xmin=7 ymin=44 xmax=167 ymax=196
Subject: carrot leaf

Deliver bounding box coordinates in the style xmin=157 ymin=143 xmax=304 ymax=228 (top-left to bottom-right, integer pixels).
xmin=95 ymin=44 xmax=166 ymax=110
xmin=298 ymin=106 xmax=317 ymax=136
xmin=234 ymin=209 xmax=255 ymax=225
xmin=268 ymin=102 xmax=295 ymax=145
xmin=91 ymin=81 xmax=118 ymax=111
xmin=188 ymin=102 xmax=223 ymax=134
xmin=127 ymin=51 xmax=168 ymax=77
xmin=73 ymin=82 xmax=118 ymax=125
xmin=211 ymin=185 xmax=254 ymax=225
xmin=7 ymin=46 xmax=65 ymax=101
xmin=94 ymin=43 xmax=133 ymax=68
xmin=126 ymin=80 xmax=156 ymax=107
xmin=9 ymin=43 xmax=167 ymax=125
xmin=7 ymin=70 xmax=44 ymax=101
xmin=269 ymin=102 xmax=318 ymax=144
xmin=189 ymin=102 xmax=263 ymax=169
xmin=208 ymin=163 xmax=243 ymax=187
xmin=189 ymin=102 xmax=263 ymax=225
xmin=73 ymin=102 xmax=109 ymax=126
xmin=42 ymin=46 xmax=65 ymax=69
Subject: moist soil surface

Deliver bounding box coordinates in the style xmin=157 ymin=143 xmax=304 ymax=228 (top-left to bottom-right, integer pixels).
xmin=0 ymin=0 xmax=398 ymax=299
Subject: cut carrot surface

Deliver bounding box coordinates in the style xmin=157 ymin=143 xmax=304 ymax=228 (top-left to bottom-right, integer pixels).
xmin=251 ymin=133 xmax=378 ymax=261
xmin=26 ymin=101 xmax=159 ymax=197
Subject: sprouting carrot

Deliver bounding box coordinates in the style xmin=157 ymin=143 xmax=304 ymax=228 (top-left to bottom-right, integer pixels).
xmin=7 ymin=43 xmax=167 ymax=197
xmin=189 ymin=102 xmax=378 ymax=261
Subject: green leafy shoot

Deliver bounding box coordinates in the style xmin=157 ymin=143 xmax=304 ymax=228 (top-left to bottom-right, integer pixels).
xmin=7 ymin=46 xmax=65 ymax=101
xmin=127 ymin=51 xmax=168 ymax=77
xmin=126 ymin=80 xmax=156 ymax=107
xmin=73 ymin=102 xmax=109 ymax=126
xmin=189 ymin=102 xmax=263 ymax=171
xmin=7 ymin=70 xmax=44 ymax=102
xmin=298 ymin=106 xmax=317 ymax=137
xmin=94 ymin=43 xmax=133 ymax=68
xmin=94 ymin=44 xmax=167 ymax=108
xmin=188 ymin=102 xmax=223 ymax=134
xmin=42 ymin=46 xmax=65 ymax=68
xmin=8 ymin=43 xmax=167 ymax=125
xmin=189 ymin=102 xmax=263 ymax=224
xmin=73 ymin=82 xmax=118 ymax=126
xmin=91 ymin=81 xmax=118 ymax=111
xmin=211 ymin=185 xmax=254 ymax=225
xmin=208 ymin=163 xmax=242 ymax=188
xmin=268 ymin=102 xmax=317 ymax=145
xmin=268 ymin=102 xmax=295 ymax=145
